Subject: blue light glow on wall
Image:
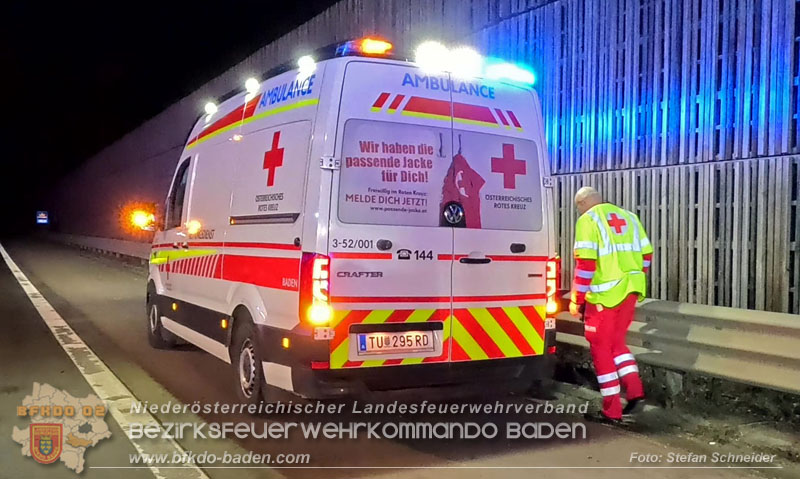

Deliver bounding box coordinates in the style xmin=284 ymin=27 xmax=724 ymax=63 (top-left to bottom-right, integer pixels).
xmin=479 ymin=0 xmax=799 ymax=174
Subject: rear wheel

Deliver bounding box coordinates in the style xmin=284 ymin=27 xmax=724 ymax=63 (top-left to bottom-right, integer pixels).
xmin=146 ymin=291 xmax=176 ymax=349
xmin=231 ymin=312 xmax=268 ymax=405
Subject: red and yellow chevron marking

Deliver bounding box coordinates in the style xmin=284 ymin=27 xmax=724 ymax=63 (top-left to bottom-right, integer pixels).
xmin=369 ymin=92 xmax=524 ymax=131
xmin=329 ymin=305 xmax=545 ymax=369
xmin=450 ymin=306 xmax=545 ymax=361
xmin=158 ymin=253 xmax=223 ymax=279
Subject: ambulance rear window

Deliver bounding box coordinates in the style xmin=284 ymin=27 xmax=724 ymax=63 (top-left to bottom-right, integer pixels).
xmin=337 ymin=119 xmax=543 ymax=231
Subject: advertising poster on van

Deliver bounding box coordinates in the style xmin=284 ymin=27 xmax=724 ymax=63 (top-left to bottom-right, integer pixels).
xmin=339 ymin=121 xmax=542 ymax=231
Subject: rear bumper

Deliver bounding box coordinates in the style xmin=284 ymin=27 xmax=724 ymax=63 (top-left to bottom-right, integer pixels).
xmin=290 ymin=354 xmax=556 ymax=400
xmin=258 ymin=323 xmax=557 ymax=399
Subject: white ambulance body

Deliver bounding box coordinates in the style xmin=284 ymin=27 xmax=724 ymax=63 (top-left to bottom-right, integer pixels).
xmin=147 ymin=39 xmax=560 ymax=402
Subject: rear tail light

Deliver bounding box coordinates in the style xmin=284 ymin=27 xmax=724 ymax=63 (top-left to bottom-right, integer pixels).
xmin=311 ymin=361 xmax=330 ymax=370
xmin=299 ymin=253 xmax=333 ymax=326
xmin=546 ymin=255 xmax=561 ymax=316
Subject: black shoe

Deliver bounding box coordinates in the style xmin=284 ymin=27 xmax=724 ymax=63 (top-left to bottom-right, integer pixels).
xmin=583 ymin=411 xmax=623 ymax=425
xmin=622 ymin=398 xmax=645 ymax=416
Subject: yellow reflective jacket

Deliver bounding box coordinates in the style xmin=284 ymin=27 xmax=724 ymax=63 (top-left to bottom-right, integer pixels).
xmin=573 ymin=203 xmax=653 ymax=307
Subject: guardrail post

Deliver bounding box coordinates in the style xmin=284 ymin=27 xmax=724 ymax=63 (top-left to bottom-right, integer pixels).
xmin=665 ymin=370 xmax=684 ymax=406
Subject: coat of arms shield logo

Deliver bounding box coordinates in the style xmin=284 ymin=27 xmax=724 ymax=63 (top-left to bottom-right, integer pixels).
xmin=30 ymin=423 xmax=62 ymax=464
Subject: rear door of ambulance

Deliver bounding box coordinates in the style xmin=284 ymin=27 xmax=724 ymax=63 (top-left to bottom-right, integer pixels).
xmin=448 ymin=81 xmax=550 ymax=362
xmin=327 ymin=60 xmax=455 ymax=370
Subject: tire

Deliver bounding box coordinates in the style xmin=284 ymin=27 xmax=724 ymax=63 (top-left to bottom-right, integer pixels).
xmin=146 ymin=292 xmax=176 ymax=349
xmin=230 ymin=311 xmax=268 ymax=405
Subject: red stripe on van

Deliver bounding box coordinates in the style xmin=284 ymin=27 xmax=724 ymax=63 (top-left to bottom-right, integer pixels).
xmin=372 ymin=92 xmax=390 ymax=109
xmin=485 ymin=255 xmax=548 ymax=262
xmin=438 ymin=254 xmax=548 ymax=262
xmin=495 ymin=108 xmax=510 ymax=126
xmin=402 ymin=96 xmax=452 ymax=117
xmin=453 ymin=102 xmax=497 ymax=125
xmin=243 ymin=94 xmax=260 ymax=118
xmin=387 ymin=94 xmax=405 ymax=111
xmin=187 ymin=93 xmax=263 ymax=146
xmin=223 ymin=242 xmax=301 ymax=250
xmin=453 ymin=293 xmax=546 ymax=302
xmin=329 ymin=293 xmax=545 ymax=304
xmin=222 ymin=255 xmax=300 ymax=291
xmin=330 ymin=252 xmax=392 ymax=260
xmin=175 ymin=241 xmax=298 ymax=250
xmin=330 ymin=295 xmax=450 ymax=304
xmin=186 ymin=242 xmax=225 ymax=248
xmin=506 ymin=110 xmax=522 ymax=128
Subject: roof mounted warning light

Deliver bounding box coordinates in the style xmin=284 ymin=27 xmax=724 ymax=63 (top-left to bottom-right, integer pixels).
xmin=336 ymin=37 xmax=393 ymax=57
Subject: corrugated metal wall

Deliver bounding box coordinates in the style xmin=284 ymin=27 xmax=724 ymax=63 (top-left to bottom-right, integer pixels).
xmin=53 ymin=0 xmax=800 ymax=313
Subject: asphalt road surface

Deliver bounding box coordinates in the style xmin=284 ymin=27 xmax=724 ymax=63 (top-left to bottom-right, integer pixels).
xmin=0 ymin=239 xmax=778 ymax=479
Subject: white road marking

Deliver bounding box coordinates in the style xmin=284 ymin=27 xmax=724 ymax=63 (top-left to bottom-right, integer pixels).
xmin=0 ymin=243 xmax=210 ymax=479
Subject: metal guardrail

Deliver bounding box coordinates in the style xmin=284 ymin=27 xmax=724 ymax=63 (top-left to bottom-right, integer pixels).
xmin=39 ymin=233 xmax=800 ymax=396
xmin=557 ymin=299 xmax=800 ymax=396
xmin=47 ymin=233 xmax=150 ymax=261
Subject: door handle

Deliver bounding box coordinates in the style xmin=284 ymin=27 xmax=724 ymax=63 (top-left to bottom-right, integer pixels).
xmin=459 ymin=257 xmax=491 ymax=264
xmin=459 ymin=252 xmax=492 ymax=265
xmin=376 ymin=239 xmax=393 ymax=251
xmin=510 ymin=243 xmax=526 ymax=253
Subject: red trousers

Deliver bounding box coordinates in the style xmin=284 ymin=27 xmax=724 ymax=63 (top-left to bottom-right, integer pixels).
xmin=583 ymin=293 xmax=644 ymax=419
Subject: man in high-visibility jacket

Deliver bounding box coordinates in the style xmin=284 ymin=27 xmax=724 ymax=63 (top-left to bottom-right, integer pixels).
xmin=569 ymin=186 xmax=653 ymax=423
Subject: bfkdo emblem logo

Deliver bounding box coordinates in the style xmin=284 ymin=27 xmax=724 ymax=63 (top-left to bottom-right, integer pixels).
xmin=30 ymin=423 xmax=62 ymax=464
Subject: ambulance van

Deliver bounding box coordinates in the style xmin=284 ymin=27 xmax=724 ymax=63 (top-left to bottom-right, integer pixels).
xmin=146 ymin=38 xmax=560 ymax=403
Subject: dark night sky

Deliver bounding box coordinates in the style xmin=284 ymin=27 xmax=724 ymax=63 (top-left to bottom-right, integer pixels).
xmin=0 ymin=1 xmax=338 ymax=234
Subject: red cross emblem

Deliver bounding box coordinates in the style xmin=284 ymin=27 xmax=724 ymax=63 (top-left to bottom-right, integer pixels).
xmin=491 ymin=143 xmax=526 ymax=189
xmin=263 ymin=131 xmax=284 ymax=187
xmin=607 ymin=213 xmax=628 ymax=234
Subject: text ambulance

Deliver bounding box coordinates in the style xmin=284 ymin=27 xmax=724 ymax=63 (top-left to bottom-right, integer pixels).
xmin=146 ymin=38 xmax=560 ymax=403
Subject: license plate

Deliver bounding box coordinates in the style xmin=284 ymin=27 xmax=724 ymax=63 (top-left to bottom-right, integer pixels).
xmin=356 ymin=330 xmax=436 ymax=356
